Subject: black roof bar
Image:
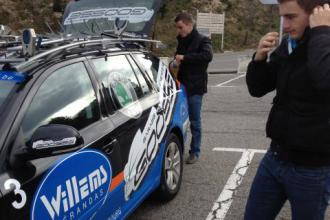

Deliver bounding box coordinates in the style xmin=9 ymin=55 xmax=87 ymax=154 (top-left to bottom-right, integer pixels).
xmin=12 ymin=37 xmax=161 ymax=71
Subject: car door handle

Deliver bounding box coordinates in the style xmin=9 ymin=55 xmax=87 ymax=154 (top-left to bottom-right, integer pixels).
xmin=102 ymin=138 xmax=118 ymax=155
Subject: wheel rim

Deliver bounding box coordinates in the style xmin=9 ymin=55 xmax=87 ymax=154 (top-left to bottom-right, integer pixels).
xmin=164 ymin=142 xmax=181 ymax=191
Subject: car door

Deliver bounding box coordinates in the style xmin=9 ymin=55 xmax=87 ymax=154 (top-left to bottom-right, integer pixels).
xmin=89 ymin=53 xmax=166 ymax=209
xmin=121 ymin=53 xmax=181 ymax=210
xmin=0 ymin=60 xmax=123 ymax=220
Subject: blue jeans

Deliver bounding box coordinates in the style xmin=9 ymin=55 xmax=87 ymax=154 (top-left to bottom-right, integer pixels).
xmin=188 ymin=95 xmax=203 ymax=157
xmin=244 ymin=150 xmax=330 ymax=220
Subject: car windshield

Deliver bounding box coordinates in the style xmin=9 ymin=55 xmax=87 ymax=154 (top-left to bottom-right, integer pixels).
xmin=0 ymin=81 xmax=16 ymax=113
xmin=0 ymin=71 xmax=26 ymax=114
xmin=62 ymin=0 xmax=162 ymax=37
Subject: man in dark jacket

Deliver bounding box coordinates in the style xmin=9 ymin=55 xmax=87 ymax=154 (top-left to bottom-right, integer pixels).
xmin=173 ymin=12 xmax=213 ymax=164
xmin=244 ymin=0 xmax=330 ymax=219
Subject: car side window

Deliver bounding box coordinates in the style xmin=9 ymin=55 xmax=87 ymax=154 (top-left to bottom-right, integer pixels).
xmin=21 ymin=62 xmax=100 ymax=141
xmin=92 ymin=55 xmax=145 ymax=109
xmin=126 ymin=55 xmax=151 ymax=96
xmin=134 ymin=53 xmax=159 ymax=83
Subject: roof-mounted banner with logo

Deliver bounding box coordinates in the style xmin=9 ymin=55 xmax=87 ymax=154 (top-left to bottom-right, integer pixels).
xmin=63 ymin=0 xmax=163 ymax=38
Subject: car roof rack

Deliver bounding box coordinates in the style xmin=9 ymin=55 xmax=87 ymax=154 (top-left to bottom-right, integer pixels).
xmin=15 ymin=37 xmax=162 ymax=71
xmin=0 ymin=19 xmax=165 ymax=72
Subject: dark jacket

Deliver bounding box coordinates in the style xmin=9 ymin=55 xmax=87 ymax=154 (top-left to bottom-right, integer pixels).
xmin=246 ymin=26 xmax=330 ymax=166
xmin=176 ymin=28 xmax=213 ymax=96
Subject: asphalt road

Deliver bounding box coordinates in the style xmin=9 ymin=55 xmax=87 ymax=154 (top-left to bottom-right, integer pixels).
xmin=128 ymin=72 xmax=330 ymax=220
xmin=207 ymin=50 xmax=254 ymax=74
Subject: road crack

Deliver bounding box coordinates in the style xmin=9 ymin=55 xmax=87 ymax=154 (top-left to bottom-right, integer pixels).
xmin=209 ymin=150 xmax=253 ymax=219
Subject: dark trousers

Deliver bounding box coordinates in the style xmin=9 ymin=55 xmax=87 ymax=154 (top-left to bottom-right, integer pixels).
xmin=188 ymin=95 xmax=203 ymax=157
xmin=244 ymin=149 xmax=330 ymax=220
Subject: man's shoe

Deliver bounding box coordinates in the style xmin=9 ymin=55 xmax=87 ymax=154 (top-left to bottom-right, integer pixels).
xmin=186 ymin=154 xmax=198 ymax=164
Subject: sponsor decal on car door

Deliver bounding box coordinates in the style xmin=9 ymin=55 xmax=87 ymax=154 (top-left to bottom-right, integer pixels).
xmin=31 ymin=150 xmax=112 ymax=220
xmin=124 ymin=62 xmax=178 ymax=200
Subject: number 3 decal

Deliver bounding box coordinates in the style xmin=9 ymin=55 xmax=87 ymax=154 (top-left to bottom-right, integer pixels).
xmin=4 ymin=179 xmax=27 ymax=209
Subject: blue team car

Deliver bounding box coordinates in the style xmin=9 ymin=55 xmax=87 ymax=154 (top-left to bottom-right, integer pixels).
xmin=0 ymin=0 xmax=189 ymax=219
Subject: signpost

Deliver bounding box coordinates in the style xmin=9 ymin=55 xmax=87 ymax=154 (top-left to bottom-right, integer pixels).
xmin=196 ymin=12 xmax=225 ymax=50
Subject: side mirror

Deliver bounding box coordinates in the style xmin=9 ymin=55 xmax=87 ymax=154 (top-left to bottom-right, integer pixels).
xmin=13 ymin=124 xmax=84 ymax=165
xmin=28 ymin=124 xmax=84 ymax=157
xmin=53 ymin=0 xmax=65 ymax=13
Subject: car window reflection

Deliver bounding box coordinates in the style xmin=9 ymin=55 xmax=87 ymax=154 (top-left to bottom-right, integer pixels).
xmin=21 ymin=62 xmax=100 ymax=141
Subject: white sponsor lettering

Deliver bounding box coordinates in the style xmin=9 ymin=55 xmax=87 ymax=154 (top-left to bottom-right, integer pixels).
xmin=64 ymin=7 xmax=154 ymax=25
xmin=108 ymin=208 xmax=122 ymax=220
xmin=32 ymin=137 xmax=77 ymax=150
xmin=40 ymin=165 xmax=107 ymax=219
xmin=124 ymin=62 xmax=177 ymax=200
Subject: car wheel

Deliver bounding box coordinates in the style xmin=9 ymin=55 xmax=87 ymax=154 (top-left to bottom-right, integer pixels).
xmin=156 ymin=133 xmax=183 ymax=201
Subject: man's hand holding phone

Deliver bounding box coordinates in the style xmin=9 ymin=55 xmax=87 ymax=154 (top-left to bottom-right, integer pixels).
xmin=254 ymin=32 xmax=279 ymax=62
xmin=310 ymin=3 xmax=330 ymax=28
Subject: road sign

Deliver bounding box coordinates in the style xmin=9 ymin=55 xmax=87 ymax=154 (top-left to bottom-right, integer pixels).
xmin=197 ymin=28 xmax=211 ymax=38
xmin=259 ymin=0 xmax=278 ymax=4
xmin=197 ymin=12 xmax=224 ymax=34
xmin=197 ymin=12 xmax=225 ymax=50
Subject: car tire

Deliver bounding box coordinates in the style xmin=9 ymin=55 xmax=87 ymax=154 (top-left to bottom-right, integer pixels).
xmin=156 ymin=133 xmax=183 ymax=201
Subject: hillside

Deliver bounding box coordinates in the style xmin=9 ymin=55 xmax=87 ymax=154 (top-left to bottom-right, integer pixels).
xmin=153 ymin=0 xmax=280 ymax=55
xmin=0 ymin=0 xmax=280 ymax=55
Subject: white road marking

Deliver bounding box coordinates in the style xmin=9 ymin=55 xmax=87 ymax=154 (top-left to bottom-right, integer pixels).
xmin=215 ymin=74 xmax=246 ymax=87
xmin=206 ymin=148 xmax=266 ymax=220
xmin=213 ymin=147 xmax=266 ymax=154
xmin=208 ymin=85 xmax=236 ymax=88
